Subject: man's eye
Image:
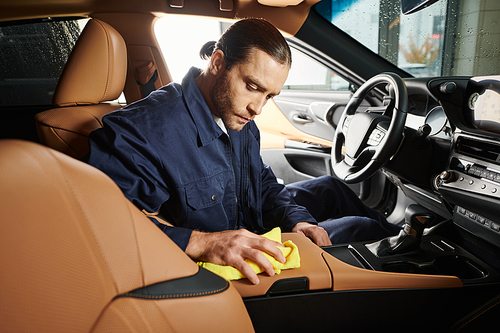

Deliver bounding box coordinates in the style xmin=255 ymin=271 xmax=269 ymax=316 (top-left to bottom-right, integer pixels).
xmin=247 ymin=84 xmax=258 ymax=91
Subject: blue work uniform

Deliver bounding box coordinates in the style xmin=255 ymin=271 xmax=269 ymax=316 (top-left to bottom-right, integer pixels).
xmin=87 ymin=67 xmax=316 ymax=250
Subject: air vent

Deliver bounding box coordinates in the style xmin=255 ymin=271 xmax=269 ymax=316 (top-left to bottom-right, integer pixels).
xmin=456 ymin=136 xmax=500 ymax=165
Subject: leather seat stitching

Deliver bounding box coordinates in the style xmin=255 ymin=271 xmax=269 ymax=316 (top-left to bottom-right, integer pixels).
xmin=119 ymin=283 xmax=230 ymax=300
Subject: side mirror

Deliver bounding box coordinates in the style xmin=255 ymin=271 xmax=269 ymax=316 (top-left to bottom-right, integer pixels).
xmin=401 ymin=0 xmax=440 ymax=14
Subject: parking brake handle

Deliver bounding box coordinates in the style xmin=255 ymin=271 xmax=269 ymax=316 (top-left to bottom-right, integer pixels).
xmin=366 ymin=204 xmax=435 ymax=257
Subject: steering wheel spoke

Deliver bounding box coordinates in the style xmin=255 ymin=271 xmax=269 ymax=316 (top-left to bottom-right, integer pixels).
xmin=331 ymin=73 xmax=408 ymax=183
xmin=367 ymin=125 xmax=386 ymax=146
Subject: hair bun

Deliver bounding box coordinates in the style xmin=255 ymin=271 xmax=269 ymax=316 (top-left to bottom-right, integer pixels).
xmin=199 ymin=41 xmax=217 ymax=60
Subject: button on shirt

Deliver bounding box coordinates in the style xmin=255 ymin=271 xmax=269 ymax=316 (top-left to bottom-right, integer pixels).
xmin=87 ymin=67 xmax=316 ymax=250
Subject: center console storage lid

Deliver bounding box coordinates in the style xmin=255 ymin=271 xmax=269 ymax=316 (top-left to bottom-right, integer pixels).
xmin=231 ymin=233 xmax=332 ymax=298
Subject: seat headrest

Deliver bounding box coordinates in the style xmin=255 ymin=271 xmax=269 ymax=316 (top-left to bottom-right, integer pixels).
xmin=53 ymin=19 xmax=127 ymax=107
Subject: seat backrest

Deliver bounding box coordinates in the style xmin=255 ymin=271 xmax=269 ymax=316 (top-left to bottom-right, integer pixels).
xmin=0 ymin=139 xmax=254 ymax=332
xmin=35 ymin=18 xmax=127 ymax=159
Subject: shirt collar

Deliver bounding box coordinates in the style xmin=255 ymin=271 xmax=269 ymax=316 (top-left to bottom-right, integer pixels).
xmin=212 ymin=114 xmax=228 ymax=134
xmin=181 ymin=67 xmax=226 ymax=146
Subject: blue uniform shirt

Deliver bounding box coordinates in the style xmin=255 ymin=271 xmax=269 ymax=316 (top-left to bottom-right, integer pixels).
xmin=87 ymin=67 xmax=316 ymax=250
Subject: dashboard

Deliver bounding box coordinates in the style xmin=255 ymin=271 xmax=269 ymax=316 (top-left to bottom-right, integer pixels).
xmin=385 ymin=75 xmax=500 ymax=253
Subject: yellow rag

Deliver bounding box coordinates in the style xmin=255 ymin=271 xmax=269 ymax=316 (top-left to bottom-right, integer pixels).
xmin=198 ymin=227 xmax=300 ymax=281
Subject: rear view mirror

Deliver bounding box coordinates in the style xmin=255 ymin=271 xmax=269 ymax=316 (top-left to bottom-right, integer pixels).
xmin=401 ymin=0 xmax=440 ymax=14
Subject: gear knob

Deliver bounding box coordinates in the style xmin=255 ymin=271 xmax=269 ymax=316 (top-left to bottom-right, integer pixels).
xmin=404 ymin=204 xmax=435 ymax=238
xmin=366 ymin=204 xmax=435 ymax=257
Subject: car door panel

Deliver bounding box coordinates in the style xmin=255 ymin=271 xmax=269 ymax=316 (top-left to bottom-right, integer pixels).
xmin=256 ymin=96 xmax=342 ymax=184
xmin=273 ymin=90 xmax=352 ymax=141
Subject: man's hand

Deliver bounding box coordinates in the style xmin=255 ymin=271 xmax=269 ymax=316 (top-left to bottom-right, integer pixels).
xmin=292 ymin=222 xmax=332 ymax=246
xmin=185 ymin=229 xmax=286 ymax=285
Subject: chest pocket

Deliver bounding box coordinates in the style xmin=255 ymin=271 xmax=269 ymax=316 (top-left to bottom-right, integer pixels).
xmin=185 ymin=174 xmax=225 ymax=210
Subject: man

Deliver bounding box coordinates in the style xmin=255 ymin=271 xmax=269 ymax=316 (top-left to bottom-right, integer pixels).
xmin=87 ymin=18 xmax=399 ymax=284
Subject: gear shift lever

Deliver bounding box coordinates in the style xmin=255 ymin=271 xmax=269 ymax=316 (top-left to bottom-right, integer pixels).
xmin=366 ymin=204 xmax=435 ymax=257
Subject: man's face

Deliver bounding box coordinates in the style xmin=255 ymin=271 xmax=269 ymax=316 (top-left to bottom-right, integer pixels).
xmin=210 ymin=49 xmax=289 ymax=132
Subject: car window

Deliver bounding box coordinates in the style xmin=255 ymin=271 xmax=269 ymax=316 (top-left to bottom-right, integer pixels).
xmin=283 ymin=47 xmax=351 ymax=91
xmin=155 ymin=16 xmax=224 ymax=83
xmin=316 ymin=0 xmax=499 ymax=78
xmin=155 ymin=16 xmax=351 ymax=91
xmin=0 ymin=18 xmax=88 ymax=106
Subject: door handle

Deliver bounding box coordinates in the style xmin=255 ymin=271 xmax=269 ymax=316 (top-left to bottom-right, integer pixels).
xmin=292 ymin=114 xmax=314 ymax=124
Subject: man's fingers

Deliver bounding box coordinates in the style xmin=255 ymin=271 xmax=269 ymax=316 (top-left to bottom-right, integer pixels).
xmin=235 ymin=259 xmax=261 ymax=285
xmin=244 ymin=247 xmax=277 ymax=277
xmin=253 ymin=236 xmax=286 ymax=264
xmin=309 ymin=227 xmax=331 ymax=246
xmin=293 ymin=222 xmax=332 ymax=246
xmin=237 ymin=230 xmax=286 ymax=263
xmin=235 ymin=248 xmax=277 ymax=285
xmin=185 ymin=229 xmax=287 ymax=285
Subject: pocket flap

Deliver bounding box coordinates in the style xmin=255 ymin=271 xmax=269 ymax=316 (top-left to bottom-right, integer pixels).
xmin=185 ymin=175 xmax=224 ymax=210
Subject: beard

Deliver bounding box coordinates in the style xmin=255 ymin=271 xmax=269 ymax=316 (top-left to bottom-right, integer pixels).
xmin=210 ymin=71 xmax=246 ymax=132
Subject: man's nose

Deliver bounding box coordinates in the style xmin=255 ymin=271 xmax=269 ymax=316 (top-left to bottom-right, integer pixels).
xmin=248 ymin=96 xmax=267 ymax=116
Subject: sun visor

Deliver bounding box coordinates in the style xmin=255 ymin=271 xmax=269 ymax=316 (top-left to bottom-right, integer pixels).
xmin=258 ymin=0 xmax=304 ymax=6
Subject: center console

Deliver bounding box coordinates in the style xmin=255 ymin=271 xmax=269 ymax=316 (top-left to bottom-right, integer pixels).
xmin=236 ymin=224 xmax=498 ymax=332
xmin=324 ymin=199 xmax=500 ymax=287
xmin=437 ymin=134 xmax=500 ymax=248
xmin=325 ymin=225 xmax=499 ymax=285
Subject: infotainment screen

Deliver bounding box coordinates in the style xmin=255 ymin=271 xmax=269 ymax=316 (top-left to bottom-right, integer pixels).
xmin=470 ymin=76 xmax=500 ymax=133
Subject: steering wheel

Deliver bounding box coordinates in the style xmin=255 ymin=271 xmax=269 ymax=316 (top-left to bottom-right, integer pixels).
xmin=331 ymin=72 xmax=408 ymax=183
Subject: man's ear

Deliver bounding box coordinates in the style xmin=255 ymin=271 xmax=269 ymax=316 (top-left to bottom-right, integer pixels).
xmin=209 ymin=49 xmax=226 ymax=76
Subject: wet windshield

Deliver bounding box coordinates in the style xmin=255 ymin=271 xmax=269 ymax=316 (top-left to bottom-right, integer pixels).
xmin=315 ymin=0 xmax=500 ymax=78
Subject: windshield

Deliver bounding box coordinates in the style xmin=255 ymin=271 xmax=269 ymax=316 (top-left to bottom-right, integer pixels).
xmin=315 ymin=0 xmax=499 ymax=78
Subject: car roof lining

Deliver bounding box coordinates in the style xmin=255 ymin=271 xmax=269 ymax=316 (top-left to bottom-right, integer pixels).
xmin=0 ymin=0 xmax=321 ymax=36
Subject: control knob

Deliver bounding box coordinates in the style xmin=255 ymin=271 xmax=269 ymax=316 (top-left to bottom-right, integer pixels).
xmin=440 ymin=82 xmax=457 ymax=94
xmin=439 ymin=170 xmax=456 ymax=183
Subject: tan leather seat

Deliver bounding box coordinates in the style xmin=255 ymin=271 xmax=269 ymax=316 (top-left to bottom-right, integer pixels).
xmin=0 ymin=139 xmax=254 ymax=332
xmin=35 ymin=18 xmax=127 ymax=159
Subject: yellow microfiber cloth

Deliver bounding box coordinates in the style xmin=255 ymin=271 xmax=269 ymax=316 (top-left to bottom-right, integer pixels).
xmin=198 ymin=227 xmax=300 ymax=281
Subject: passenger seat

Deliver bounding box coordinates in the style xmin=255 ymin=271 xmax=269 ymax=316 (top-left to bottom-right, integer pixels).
xmin=35 ymin=18 xmax=126 ymax=159
xmin=0 ymin=139 xmax=254 ymax=332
